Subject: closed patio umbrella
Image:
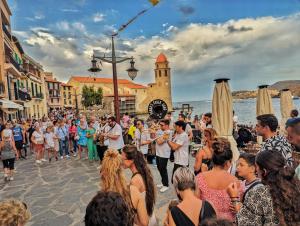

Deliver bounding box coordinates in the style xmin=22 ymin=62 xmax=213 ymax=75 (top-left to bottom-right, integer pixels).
xmin=212 ymin=78 xmax=239 ymax=162
xmin=280 ymin=89 xmax=294 ymax=133
xmin=256 ymin=85 xmax=274 ymax=116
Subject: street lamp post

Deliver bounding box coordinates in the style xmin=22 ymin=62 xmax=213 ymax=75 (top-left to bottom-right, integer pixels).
xmin=88 ymin=35 xmax=138 ymax=123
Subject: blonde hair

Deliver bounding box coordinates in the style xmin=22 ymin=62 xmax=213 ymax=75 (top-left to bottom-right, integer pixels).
xmin=100 ymin=149 xmax=132 ymax=208
xmin=0 ymin=199 xmax=31 ymax=226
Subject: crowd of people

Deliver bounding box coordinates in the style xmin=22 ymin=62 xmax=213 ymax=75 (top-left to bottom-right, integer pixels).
xmin=0 ymin=108 xmax=300 ymax=226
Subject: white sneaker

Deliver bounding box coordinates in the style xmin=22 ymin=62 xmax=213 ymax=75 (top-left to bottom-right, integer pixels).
xmin=36 ymin=160 xmax=42 ymax=164
xmin=41 ymin=159 xmax=47 ymax=162
xmin=66 ymin=155 xmax=70 ymax=159
xmin=9 ymin=177 xmax=14 ymax=181
xmin=60 ymin=156 xmax=64 ymax=159
xmin=156 ymin=184 xmax=163 ymax=188
xmin=73 ymin=154 xmax=77 ymax=157
xmin=160 ymin=186 xmax=169 ymax=193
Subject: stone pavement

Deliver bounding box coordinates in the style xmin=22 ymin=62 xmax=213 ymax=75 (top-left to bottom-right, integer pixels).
xmin=0 ymin=152 xmax=194 ymax=226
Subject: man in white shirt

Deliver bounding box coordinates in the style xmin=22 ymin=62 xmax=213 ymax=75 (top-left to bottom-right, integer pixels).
xmin=105 ymin=116 xmax=124 ymax=152
xmin=164 ymin=120 xmax=189 ymax=183
xmin=155 ymin=119 xmax=172 ymax=192
xmin=134 ymin=119 xmax=151 ymax=156
xmin=178 ymin=114 xmax=193 ymax=141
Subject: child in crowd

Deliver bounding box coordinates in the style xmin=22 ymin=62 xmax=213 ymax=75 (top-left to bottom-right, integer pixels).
xmin=44 ymin=126 xmax=58 ymax=162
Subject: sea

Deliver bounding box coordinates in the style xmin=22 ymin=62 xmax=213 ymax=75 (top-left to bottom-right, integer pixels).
xmin=174 ymin=98 xmax=300 ymax=125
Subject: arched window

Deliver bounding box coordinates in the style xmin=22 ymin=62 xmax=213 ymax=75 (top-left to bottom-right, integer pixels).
xmin=159 ymin=70 xmax=161 ymax=77
xmin=165 ymin=70 xmax=168 ymax=77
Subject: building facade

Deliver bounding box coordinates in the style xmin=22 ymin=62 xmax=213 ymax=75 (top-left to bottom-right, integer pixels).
xmin=0 ymin=1 xmax=48 ymax=120
xmin=44 ymin=72 xmax=62 ymax=111
xmin=22 ymin=54 xmax=47 ymax=119
xmin=61 ymin=83 xmax=75 ymax=109
xmin=67 ymin=53 xmax=173 ymax=115
xmin=67 ymin=77 xmax=147 ymax=113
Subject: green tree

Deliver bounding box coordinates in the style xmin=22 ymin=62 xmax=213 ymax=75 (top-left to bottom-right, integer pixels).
xmin=81 ymin=85 xmax=103 ymax=108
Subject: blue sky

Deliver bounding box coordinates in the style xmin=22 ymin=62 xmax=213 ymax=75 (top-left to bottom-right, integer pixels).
xmin=7 ymin=0 xmax=300 ymax=101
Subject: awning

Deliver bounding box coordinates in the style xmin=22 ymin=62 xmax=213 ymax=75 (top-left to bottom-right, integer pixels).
xmin=0 ymin=99 xmax=24 ymax=110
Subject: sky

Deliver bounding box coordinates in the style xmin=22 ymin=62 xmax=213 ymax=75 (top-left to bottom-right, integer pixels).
xmin=7 ymin=0 xmax=300 ymax=101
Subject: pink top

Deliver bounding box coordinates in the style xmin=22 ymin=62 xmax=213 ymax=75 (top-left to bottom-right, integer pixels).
xmin=196 ymin=173 xmax=244 ymax=221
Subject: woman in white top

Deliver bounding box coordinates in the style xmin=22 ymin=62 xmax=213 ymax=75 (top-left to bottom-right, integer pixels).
xmin=31 ymin=123 xmax=44 ymax=164
xmin=1 ymin=121 xmax=14 ymax=141
xmin=122 ymin=145 xmax=157 ymax=226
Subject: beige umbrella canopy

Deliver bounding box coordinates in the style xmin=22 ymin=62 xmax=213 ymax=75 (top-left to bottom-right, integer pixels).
xmin=256 ymin=85 xmax=274 ymax=116
xmin=280 ymin=89 xmax=294 ymax=133
xmin=212 ymin=78 xmax=239 ymax=162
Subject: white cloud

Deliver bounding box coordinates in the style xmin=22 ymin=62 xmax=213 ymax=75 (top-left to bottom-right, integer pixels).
xmin=20 ymin=14 xmax=300 ymax=100
xmin=56 ymin=21 xmax=70 ymax=31
xmin=61 ymin=9 xmax=79 ymax=13
xmin=93 ymin=13 xmax=105 ymax=22
xmin=72 ymin=22 xmax=86 ymax=32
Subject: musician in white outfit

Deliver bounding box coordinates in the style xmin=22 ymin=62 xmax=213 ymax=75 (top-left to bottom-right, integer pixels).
xmin=134 ymin=119 xmax=151 ymax=157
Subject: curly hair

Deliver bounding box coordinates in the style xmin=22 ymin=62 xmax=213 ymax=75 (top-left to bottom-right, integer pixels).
xmin=0 ymin=199 xmax=31 ymax=226
xmin=211 ymin=138 xmax=232 ymax=167
xmin=85 ymin=191 xmax=134 ymax=226
xmin=123 ymin=145 xmax=156 ymax=216
xmin=100 ymin=149 xmax=133 ymax=215
xmin=256 ymin=150 xmax=300 ymax=226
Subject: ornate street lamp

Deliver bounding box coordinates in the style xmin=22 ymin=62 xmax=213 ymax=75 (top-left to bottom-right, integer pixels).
xmin=127 ymin=58 xmax=138 ymax=80
xmin=88 ymin=36 xmax=138 ymax=123
xmin=88 ymin=56 xmax=101 ymax=73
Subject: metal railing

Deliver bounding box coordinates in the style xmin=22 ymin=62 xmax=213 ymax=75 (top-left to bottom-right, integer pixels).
xmin=5 ymin=53 xmax=21 ymax=71
xmin=2 ymin=23 xmax=11 ymax=39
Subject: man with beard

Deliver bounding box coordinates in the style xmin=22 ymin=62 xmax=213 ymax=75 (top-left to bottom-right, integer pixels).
xmin=286 ymin=117 xmax=300 ymax=179
xmin=286 ymin=117 xmax=300 ymax=152
xmin=256 ymin=114 xmax=293 ymax=167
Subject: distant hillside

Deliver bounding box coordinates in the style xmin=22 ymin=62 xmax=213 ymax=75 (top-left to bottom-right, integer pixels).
xmin=270 ymin=80 xmax=300 ymax=97
xmin=232 ymin=80 xmax=300 ymax=99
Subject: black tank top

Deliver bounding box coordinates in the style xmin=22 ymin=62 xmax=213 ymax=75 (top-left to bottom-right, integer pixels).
xmin=171 ymin=200 xmax=216 ymax=226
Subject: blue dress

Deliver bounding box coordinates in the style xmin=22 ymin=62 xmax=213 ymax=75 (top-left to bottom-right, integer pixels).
xmin=77 ymin=126 xmax=87 ymax=147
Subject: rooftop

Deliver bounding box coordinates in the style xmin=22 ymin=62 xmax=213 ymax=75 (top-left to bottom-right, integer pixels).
xmin=156 ymin=53 xmax=168 ymax=63
xmin=69 ymin=76 xmax=147 ymax=89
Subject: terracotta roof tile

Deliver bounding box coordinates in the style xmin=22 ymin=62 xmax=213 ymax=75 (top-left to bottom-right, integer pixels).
xmin=70 ymin=76 xmax=146 ymax=88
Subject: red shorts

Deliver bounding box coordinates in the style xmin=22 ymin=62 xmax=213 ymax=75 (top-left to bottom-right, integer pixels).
xmin=34 ymin=144 xmax=44 ymax=152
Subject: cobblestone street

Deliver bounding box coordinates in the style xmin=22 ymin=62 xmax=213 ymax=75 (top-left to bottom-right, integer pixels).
xmin=0 ymin=153 xmax=181 ymax=226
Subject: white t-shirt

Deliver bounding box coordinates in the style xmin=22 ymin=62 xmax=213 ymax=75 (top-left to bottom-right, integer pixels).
xmin=185 ymin=123 xmax=192 ymax=135
xmin=135 ymin=129 xmax=151 ymax=155
xmin=173 ymin=132 xmax=189 ymax=166
xmin=32 ymin=131 xmax=44 ymax=144
xmin=155 ymin=129 xmax=172 ymax=158
xmin=44 ymin=132 xmax=55 ymax=149
xmin=108 ymin=123 xmax=124 ymax=150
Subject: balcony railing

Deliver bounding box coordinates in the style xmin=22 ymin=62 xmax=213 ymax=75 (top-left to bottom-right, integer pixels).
xmin=18 ymin=89 xmax=31 ymax=101
xmin=2 ymin=23 xmax=11 ymax=39
xmin=5 ymin=53 xmax=21 ymax=71
xmin=35 ymin=93 xmax=44 ymax=99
